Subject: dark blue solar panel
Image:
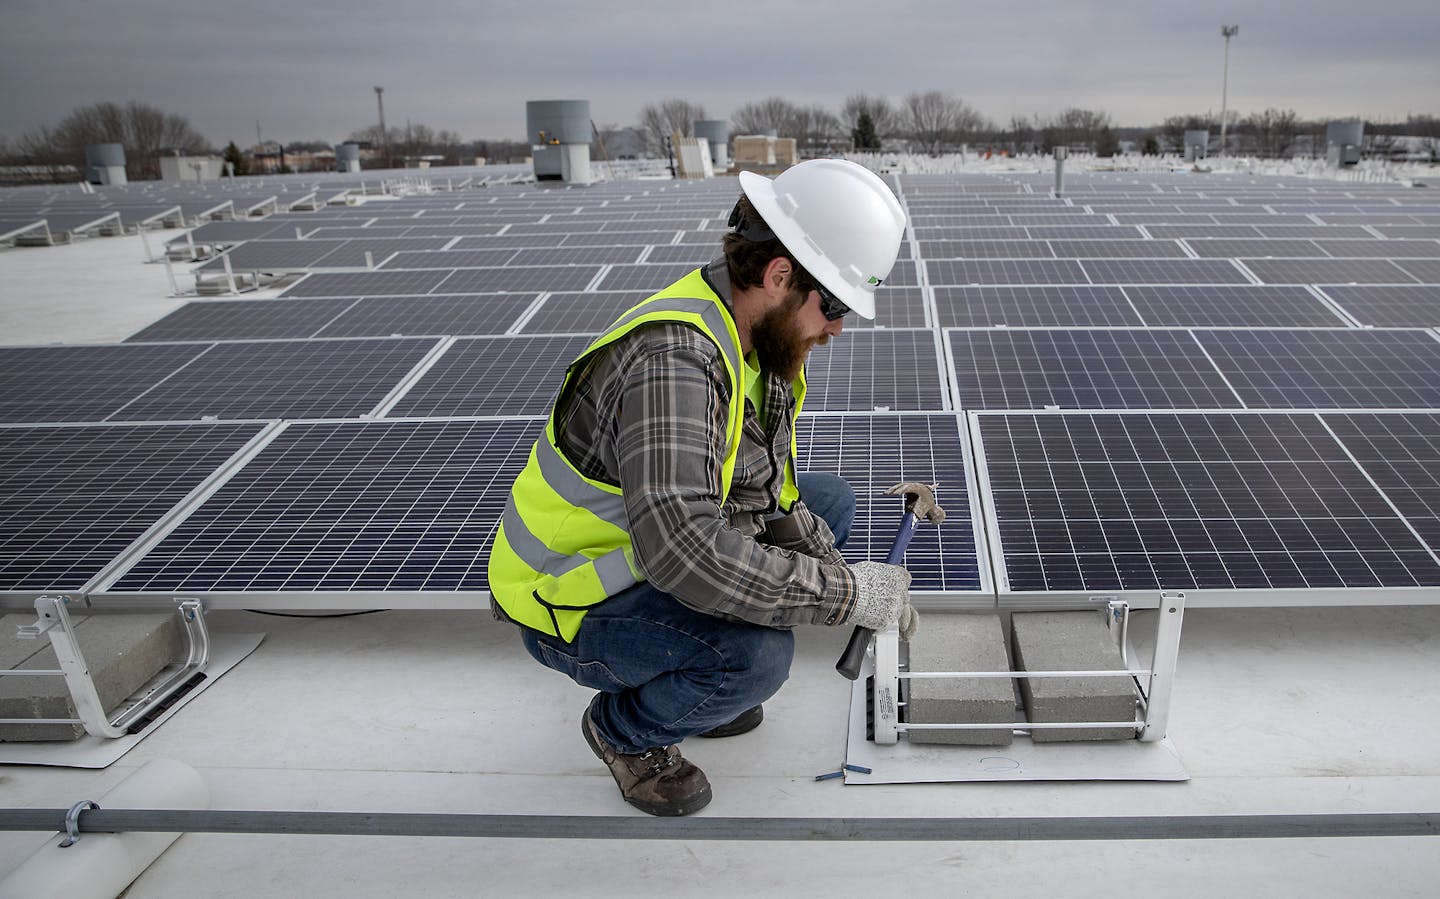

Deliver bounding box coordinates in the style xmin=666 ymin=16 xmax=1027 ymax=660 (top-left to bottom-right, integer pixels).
xmin=108 ymin=419 xmax=542 ymax=592
xmin=949 ymin=330 xmax=1241 ymax=410
xmin=1195 ymin=329 xmax=1440 ymax=409
xmin=110 ymin=338 xmax=440 ymax=421
xmin=978 ymin=412 xmax=1440 ymax=593
xmin=0 ymin=423 xmax=265 ymax=591
xmin=803 ymin=331 xmax=946 ymax=412
xmin=796 ymin=414 xmax=981 ymax=593
xmin=389 ymin=335 xmax=591 ymax=417
xmin=0 ymin=344 xmax=208 ymax=422
xmin=1326 ymin=412 xmax=1440 ymax=554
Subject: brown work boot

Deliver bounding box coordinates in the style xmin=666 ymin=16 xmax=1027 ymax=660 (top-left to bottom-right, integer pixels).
xmin=698 ymin=704 xmax=764 ymax=738
xmin=581 ymin=707 xmax=712 ymax=817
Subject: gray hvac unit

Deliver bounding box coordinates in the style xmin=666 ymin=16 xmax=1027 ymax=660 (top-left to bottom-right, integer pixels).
xmin=1183 ymin=130 xmax=1210 ymax=162
xmin=84 ymin=143 xmax=127 ymax=185
xmin=1326 ymin=121 xmax=1364 ymax=166
xmin=693 ymin=120 xmax=731 ymax=170
xmin=335 ymin=143 xmax=362 ymax=173
xmin=526 ymin=99 xmax=592 ymax=184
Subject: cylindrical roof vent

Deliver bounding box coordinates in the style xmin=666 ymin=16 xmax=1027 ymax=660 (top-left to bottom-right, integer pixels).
xmin=84 ymin=143 xmax=127 ymax=185
xmin=335 ymin=143 xmax=362 ymax=172
xmin=693 ymin=120 xmax=730 ymax=169
xmin=526 ymin=100 xmax=592 ymax=145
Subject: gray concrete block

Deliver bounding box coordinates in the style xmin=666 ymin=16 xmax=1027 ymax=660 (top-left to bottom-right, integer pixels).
xmin=1011 ymin=611 xmax=1137 ymax=742
xmin=1 ymin=613 xmax=183 ymax=742
xmin=905 ymin=613 xmax=1014 ymax=746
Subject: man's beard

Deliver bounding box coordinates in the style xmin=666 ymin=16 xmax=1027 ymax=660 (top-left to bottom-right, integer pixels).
xmin=751 ymin=289 xmax=826 ymax=381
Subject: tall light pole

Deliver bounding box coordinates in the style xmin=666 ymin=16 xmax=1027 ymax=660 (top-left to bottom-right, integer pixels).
xmin=374 ymin=86 xmax=388 ymax=169
xmin=1218 ymin=25 xmax=1239 ymax=156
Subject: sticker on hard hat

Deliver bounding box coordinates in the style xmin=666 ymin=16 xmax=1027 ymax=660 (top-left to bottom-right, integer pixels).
xmin=867 ymin=276 xmax=884 ymax=287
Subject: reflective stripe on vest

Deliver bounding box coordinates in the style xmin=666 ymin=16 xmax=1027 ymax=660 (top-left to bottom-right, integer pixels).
xmin=487 ymin=268 xmax=806 ymax=640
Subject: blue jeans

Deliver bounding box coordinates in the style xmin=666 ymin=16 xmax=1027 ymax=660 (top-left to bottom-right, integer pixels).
xmin=520 ymin=473 xmax=855 ymax=754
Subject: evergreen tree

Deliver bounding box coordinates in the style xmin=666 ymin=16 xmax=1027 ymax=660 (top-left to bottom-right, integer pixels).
xmin=222 ymin=141 xmax=248 ymax=176
xmin=852 ymin=111 xmax=881 ymax=150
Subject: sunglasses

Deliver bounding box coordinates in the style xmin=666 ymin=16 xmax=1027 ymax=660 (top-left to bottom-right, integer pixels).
xmin=811 ymin=280 xmax=851 ymax=321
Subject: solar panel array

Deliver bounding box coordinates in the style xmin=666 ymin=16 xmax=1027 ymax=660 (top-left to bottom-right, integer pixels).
xmin=5 ymin=167 xmax=1440 ymax=611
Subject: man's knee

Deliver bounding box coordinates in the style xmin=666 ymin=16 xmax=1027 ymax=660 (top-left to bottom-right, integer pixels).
xmin=798 ymin=473 xmax=856 ymax=547
xmin=730 ymin=626 xmax=795 ymax=699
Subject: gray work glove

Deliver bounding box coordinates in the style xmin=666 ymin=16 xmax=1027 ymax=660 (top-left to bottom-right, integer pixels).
xmin=847 ymin=561 xmax=919 ymax=639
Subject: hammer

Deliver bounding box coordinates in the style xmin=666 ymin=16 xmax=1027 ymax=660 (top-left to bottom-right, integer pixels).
xmin=835 ymin=482 xmax=945 ymax=681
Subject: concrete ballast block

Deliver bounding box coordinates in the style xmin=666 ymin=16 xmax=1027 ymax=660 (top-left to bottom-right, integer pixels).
xmin=905 ymin=613 xmax=1013 ymax=745
xmin=1011 ymin=611 xmax=1137 ymax=742
xmin=1 ymin=613 xmax=183 ymax=742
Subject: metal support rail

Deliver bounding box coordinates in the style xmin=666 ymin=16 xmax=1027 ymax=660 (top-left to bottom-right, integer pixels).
xmin=1 ymin=808 xmax=1434 ymax=843
xmin=0 ymin=596 xmax=211 ymax=738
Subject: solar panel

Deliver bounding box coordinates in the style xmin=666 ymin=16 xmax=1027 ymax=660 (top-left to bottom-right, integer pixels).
xmin=976 ymin=411 xmax=1440 ymax=594
xmin=1312 ymin=240 xmax=1440 ymax=259
xmin=795 ymin=414 xmax=982 ymax=593
xmin=434 ymin=265 xmax=601 ymax=293
xmin=507 ymin=246 xmax=646 ymax=266
xmin=109 ymin=338 xmax=440 ymax=421
xmin=1242 ymin=258 xmax=1419 ymax=285
xmin=0 ymin=422 xmax=265 ymax=592
xmin=388 ymin=335 xmax=590 ymax=417
xmin=379 ymin=249 xmax=519 ymax=269
xmin=1194 ymin=329 xmax=1440 ymax=408
xmin=642 ymin=245 xmax=719 ymax=265
xmin=196 ymin=239 xmax=342 ymax=272
xmin=802 ymin=331 xmax=946 ymax=412
xmin=517 ymin=291 xmax=652 ymax=334
xmin=1186 ymin=239 xmax=1324 ymax=258
xmin=315 ymin=294 xmax=536 ymax=338
xmin=593 ymin=262 xmax=699 ymax=291
xmin=1122 ymin=285 xmax=1346 ymax=328
xmin=927 ymin=259 xmax=1088 ymax=286
xmin=921 ymin=240 xmax=1056 ymax=259
xmin=1373 ymin=225 xmax=1440 ymax=239
xmin=1396 ymin=259 xmax=1440 ymax=283
xmin=1025 ymin=226 xmax=1146 ymax=240
xmin=934 ymin=286 xmax=1143 ymax=327
xmin=1080 ymin=258 xmax=1250 ymax=284
xmin=105 ymin=419 xmax=542 ymax=593
xmin=314 ymin=238 xmax=454 ymax=267
xmin=1144 ymin=225 xmax=1263 ymax=239
xmin=912 ymin=225 xmax=1032 ymax=241
xmin=1325 ymin=412 xmax=1440 ymax=553
xmin=948 ymin=329 xmax=1242 ymax=410
xmin=1316 ymin=285 xmax=1440 ymax=327
xmin=281 ymin=270 xmax=452 ymax=298
xmin=125 ymin=299 xmax=360 ymax=343
xmin=1050 ymin=240 xmax=1188 ymax=259
xmin=0 ymin=344 xmax=207 ymax=423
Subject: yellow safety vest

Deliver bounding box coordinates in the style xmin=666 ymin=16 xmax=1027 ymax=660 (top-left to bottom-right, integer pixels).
xmin=487 ymin=269 xmax=806 ymax=640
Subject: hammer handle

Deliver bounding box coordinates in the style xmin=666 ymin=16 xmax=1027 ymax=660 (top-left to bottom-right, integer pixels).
xmin=835 ymin=511 xmax=918 ymax=680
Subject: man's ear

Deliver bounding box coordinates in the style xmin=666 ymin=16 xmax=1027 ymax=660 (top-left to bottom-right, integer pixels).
xmin=762 ymin=257 xmax=792 ymax=295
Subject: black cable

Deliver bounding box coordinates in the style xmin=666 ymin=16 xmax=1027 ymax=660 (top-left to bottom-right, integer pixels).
xmin=243 ymin=609 xmax=389 ymax=619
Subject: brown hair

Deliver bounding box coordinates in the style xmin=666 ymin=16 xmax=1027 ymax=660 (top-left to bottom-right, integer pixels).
xmin=722 ymin=195 xmax=818 ymax=294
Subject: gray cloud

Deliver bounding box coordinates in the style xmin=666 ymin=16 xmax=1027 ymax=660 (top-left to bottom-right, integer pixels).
xmin=2 ymin=0 xmax=1436 ymax=146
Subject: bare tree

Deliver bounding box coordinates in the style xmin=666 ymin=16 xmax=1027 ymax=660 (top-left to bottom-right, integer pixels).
xmin=1039 ymin=107 xmax=1113 ymax=153
xmin=1237 ymin=107 xmax=1299 ymax=158
xmin=24 ymin=101 xmax=211 ymax=180
xmin=731 ymin=97 xmax=803 ymax=138
xmin=900 ymin=90 xmax=985 ymax=155
xmin=639 ymin=98 xmax=705 ymax=157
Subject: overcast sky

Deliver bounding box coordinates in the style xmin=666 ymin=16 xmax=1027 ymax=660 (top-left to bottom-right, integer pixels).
xmin=3 ymin=0 xmax=1436 ymax=147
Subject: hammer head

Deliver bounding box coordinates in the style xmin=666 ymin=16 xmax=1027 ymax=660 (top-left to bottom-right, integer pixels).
xmin=884 ymin=482 xmax=945 ymax=526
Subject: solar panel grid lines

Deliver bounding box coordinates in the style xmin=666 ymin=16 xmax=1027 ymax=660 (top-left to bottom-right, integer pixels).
xmin=0 ymin=343 xmax=212 ymax=423
xmin=801 ymin=330 xmax=948 ymax=413
xmin=387 ymin=334 xmax=592 ymax=418
xmin=125 ymin=298 xmax=362 ymax=343
xmin=313 ymin=293 xmax=538 ymax=338
xmin=927 ymin=258 xmax=1089 ymax=286
xmin=972 ymin=410 xmax=1440 ymax=595
xmin=107 ymin=337 xmax=444 ymax=422
xmin=104 ymin=418 xmax=545 ymax=595
xmin=435 ymin=265 xmax=603 ymax=294
xmin=593 ymin=262 xmax=702 ymax=291
xmin=1315 ymin=285 xmax=1440 ymax=328
xmin=946 ymin=328 xmax=1244 ymax=411
xmin=1323 ymin=411 xmax=1440 ymax=558
xmin=1396 ymin=259 xmax=1440 ymax=283
xmin=1192 ymin=328 xmax=1440 ymax=409
xmin=1079 ymin=258 xmax=1253 ymax=285
xmin=934 ymin=285 xmax=1143 ymax=328
xmin=0 ymin=421 xmax=269 ymax=592
xmin=378 ymin=249 xmax=520 ymax=269
xmin=1120 ymin=285 xmax=1350 ymax=328
xmin=281 ymin=270 xmax=452 ymax=298
xmin=795 ymin=413 xmax=986 ymax=594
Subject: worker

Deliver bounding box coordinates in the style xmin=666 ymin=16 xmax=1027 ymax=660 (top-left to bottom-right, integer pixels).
xmin=487 ymin=158 xmax=918 ymax=817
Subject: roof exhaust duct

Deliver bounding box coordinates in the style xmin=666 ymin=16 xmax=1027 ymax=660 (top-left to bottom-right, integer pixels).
xmin=526 ymin=100 xmax=592 ymax=184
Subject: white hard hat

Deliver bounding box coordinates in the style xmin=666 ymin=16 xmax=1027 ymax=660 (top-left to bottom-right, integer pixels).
xmin=738 ymin=159 xmax=906 ymax=320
